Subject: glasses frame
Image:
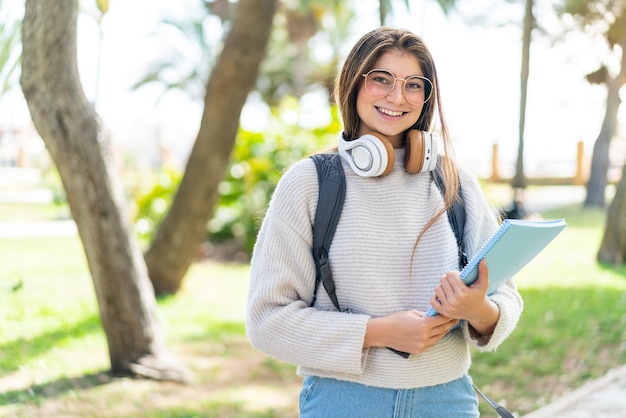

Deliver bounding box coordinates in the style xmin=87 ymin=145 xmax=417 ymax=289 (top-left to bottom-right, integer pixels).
xmin=362 ymin=69 xmax=434 ymax=105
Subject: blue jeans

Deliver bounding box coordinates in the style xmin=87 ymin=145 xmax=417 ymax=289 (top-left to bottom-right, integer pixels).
xmin=299 ymin=374 xmax=479 ymax=418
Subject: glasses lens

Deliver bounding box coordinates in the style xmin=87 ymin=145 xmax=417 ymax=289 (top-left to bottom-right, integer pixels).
xmin=364 ymin=70 xmax=433 ymax=105
xmin=365 ymin=70 xmax=395 ymax=97
xmin=404 ymin=76 xmax=433 ymax=105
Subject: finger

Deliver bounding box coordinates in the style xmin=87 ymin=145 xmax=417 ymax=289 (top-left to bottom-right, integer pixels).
xmin=438 ymin=316 xmax=459 ymax=327
xmin=438 ymin=319 xmax=460 ymax=336
xmin=432 ymin=281 xmax=449 ymax=307
xmin=428 ymin=310 xmax=458 ymax=328
xmin=441 ymin=271 xmax=467 ymax=296
xmin=436 ymin=281 xmax=455 ymax=309
xmin=472 ymin=259 xmax=490 ymax=290
xmin=430 ymin=294 xmax=441 ymax=310
xmin=432 ymin=320 xmax=459 ymax=338
xmin=439 ymin=273 xmax=456 ymax=292
xmin=479 ymin=259 xmax=489 ymax=277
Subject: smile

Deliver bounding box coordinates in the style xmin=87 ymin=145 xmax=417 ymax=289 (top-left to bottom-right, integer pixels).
xmin=376 ymin=107 xmax=404 ymax=117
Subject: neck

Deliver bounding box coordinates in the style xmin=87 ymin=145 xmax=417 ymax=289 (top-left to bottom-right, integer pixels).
xmin=389 ymin=132 xmax=405 ymax=148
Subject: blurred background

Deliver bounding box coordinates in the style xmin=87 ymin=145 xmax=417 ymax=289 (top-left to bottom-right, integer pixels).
xmin=1 ymin=1 xmax=625 ymax=417
xmin=1 ymin=0 xmax=623 ymax=174
xmin=1 ymin=0 xmax=624 ymax=253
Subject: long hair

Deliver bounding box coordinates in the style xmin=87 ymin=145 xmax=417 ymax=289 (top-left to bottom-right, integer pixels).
xmin=333 ymin=27 xmax=460 ymax=261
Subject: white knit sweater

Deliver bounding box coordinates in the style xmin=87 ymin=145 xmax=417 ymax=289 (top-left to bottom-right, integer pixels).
xmin=247 ymin=148 xmax=523 ymax=389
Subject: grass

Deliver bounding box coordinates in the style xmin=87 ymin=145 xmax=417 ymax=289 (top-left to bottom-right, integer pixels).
xmin=0 ymin=188 xmax=625 ymax=417
xmin=470 ymin=203 xmax=626 ymax=415
xmin=0 ymin=202 xmax=68 ymax=222
xmin=0 ymin=239 xmax=299 ymax=418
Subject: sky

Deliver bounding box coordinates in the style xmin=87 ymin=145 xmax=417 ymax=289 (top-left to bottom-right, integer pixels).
xmin=1 ymin=0 xmax=624 ymax=178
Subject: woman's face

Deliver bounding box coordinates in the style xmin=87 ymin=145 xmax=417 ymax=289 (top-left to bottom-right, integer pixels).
xmin=356 ymin=50 xmax=427 ymax=148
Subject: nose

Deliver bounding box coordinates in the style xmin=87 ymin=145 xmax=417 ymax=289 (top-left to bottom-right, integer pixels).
xmin=386 ymin=80 xmax=406 ymax=104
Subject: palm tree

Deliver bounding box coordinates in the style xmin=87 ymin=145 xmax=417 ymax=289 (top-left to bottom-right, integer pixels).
xmin=378 ymin=0 xmax=457 ymax=25
xmin=0 ymin=0 xmax=21 ymax=97
xmin=137 ymin=0 xmax=355 ymax=294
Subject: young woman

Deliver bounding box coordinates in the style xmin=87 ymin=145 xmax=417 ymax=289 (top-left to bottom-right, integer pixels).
xmin=247 ymin=27 xmax=523 ymax=417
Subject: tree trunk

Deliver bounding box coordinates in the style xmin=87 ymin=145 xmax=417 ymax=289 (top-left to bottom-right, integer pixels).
xmin=144 ymin=0 xmax=277 ymax=295
xmin=584 ymin=82 xmax=621 ymax=207
xmin=598 ymin=164 xmax=626 ymax=265
xmin=285 ymin=9 xmax=317 ymax=97
xmin=584 ymin=35 xmax=626 ymax=208
xmin=512 ymin=0 xmax=533 ymax=192
xmin=20 ymin=0 xmax=188 ymax=381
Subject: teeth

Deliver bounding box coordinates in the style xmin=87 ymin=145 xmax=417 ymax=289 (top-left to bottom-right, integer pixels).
xmin=378 ymin=107 xmax=403 ymax=117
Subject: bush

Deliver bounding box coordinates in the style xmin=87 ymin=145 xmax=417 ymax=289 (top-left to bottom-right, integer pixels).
xmin=133 ymin=168 xmax=182 ymax=241
xmin=133 ymin=97 xmax=341 ymax=255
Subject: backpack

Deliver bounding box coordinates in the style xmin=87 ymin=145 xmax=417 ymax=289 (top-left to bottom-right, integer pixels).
xmin=310 ymin=152 xmax=467 ymax=313
xmin=309 ymin=153 xmax=515 ymax=418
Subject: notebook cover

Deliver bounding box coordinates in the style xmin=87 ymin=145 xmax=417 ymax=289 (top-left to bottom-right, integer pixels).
xmin=426 ymin=218 xmax=567 ymax=317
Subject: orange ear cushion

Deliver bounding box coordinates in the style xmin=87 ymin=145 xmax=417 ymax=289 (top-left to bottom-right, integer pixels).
xmin=367 ymin=132 xmax=395 ymax=176
xmin=405 ymin=130 xmax=425 ymax=174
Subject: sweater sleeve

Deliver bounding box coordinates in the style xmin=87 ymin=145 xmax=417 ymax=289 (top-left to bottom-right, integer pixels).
xmin=456 ymin=167 xmax=524 ymax=351
xmin=246 ymin=159 xmax=371 ymax=375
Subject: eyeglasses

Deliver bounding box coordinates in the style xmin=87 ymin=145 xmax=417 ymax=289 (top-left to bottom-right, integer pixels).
xmin=362 ymin=69 xmax=433 ymax=105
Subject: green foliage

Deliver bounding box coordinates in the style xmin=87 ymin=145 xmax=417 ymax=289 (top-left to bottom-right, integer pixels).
xmin=133 ymin=168 xmax=182 ymax=241
xmin=95 ymin=0 xmax=109 ymax=14
xmin=559 ymin=0 xmax=626 ymax=46
xmin=132 ymin=97 xmax=340 ymax=253
xmin=41 ymin=166 xmax=68 ymax=206
xmin=136 ymin=1 xmax=352 ymax=107
xmin=209 ymin=97 xmax=340 ymax=253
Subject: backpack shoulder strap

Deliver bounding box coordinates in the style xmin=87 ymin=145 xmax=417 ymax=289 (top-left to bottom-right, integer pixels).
xmin=433 ymin=156 xmax=468 ymax=269
xmin=310 ymin=153 xmax=346 ymax=311
xmin=310 ymin=153 xmax=466 ymax=311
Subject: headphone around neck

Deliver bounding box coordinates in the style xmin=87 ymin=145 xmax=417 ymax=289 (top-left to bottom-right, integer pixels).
xmin=338 ymin=130 xmax=439 ymax=177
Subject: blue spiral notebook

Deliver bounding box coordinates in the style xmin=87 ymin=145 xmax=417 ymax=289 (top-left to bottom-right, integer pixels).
xmin=426 ymin=218 xmax=567 ymax=317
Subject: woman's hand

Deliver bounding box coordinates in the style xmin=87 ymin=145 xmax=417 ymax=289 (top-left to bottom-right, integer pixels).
xmin=364 ymin=310 xmax=459 ymax=355
xmin=430 ymin=260 xmax=500 ymax=337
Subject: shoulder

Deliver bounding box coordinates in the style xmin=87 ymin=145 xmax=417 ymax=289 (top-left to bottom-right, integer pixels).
xmin=456 ymin=163 xmax=481 ymax=191
xmin=274 ymin=157 xmax=319 ymax=194
xmin=267 ymin=157 xmax=320 ymax=217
